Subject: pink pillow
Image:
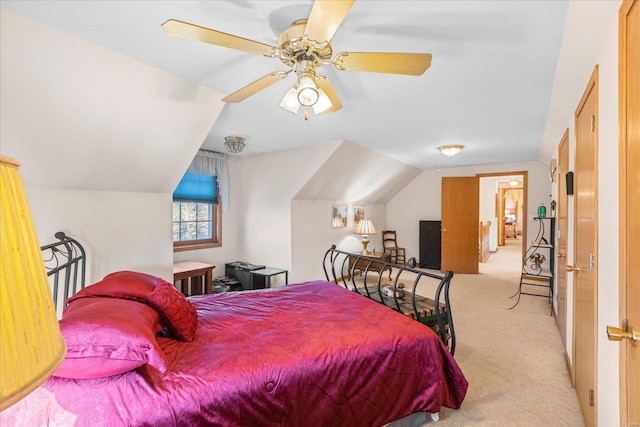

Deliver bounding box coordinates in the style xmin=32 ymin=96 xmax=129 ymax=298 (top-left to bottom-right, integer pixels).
xmin=148 ymin=281 xmax=198 ymax=342
xmin=54 ymin=297 xmax=167 ymax=379
xmin=67 ymin=271 xmax=162 ymax=306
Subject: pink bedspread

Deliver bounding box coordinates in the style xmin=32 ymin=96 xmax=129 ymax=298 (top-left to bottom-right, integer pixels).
xmin=2 ymin=281 xmax=467 ymax=426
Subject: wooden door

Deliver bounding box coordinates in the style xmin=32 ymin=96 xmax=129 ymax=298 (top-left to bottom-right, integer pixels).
xmin=441 ymin=177 xmax=479 ymax=274
xmin=557 ymin=129 xmax=569 ymax=346
xmin=618 ymin=1 xmax=640 ymax=424
xmin=573 ymin=67 xmax=598 ymax=427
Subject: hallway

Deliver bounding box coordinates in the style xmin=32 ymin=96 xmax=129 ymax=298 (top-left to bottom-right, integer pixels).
xmin=479 ymin=235 xmax=523 ymax=279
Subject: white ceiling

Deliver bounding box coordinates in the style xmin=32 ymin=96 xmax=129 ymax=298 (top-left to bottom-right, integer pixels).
xmin=0 ymin=0 xmax=568 ymax=170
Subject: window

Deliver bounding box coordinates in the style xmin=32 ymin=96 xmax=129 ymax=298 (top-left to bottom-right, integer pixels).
xmin=173 ymin=172 xmax=221 ymax=251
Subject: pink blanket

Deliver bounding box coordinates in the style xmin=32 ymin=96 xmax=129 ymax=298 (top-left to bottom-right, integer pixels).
xmin=2 ymin=281 xmax=467 ymax=426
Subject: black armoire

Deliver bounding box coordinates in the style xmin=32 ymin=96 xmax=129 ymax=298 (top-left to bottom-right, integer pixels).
xmin=419 ymin=220 xmax=441 ymax=269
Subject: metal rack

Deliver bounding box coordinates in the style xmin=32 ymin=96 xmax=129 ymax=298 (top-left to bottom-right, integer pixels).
xmin=510 ymin=217 xmax=555 ymax=314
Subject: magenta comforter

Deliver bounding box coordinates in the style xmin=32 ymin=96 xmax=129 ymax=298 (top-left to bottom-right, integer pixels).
xmin=3 ymin=281 xmax=467 ymax=426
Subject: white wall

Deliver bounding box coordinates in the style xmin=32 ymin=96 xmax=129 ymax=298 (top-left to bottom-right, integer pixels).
xmin=291 ymin=200 xmax=386 ymax=283
xmin=0 ymin=11 xmax=224 ymax=195
xmin=232 ymin=143 xmax=341 ymax=275
xmin=1 ymin=9 xmax=225 ymax=284
xmin=479 ymin=177 xmax=499 ymax=252
xmin=387 ymin=161 xmax=549 ymax=263
xmin=594 ymin=11 xmax=621 ymax=426
xmin=27 ymin=187 xmax=173 ymax=284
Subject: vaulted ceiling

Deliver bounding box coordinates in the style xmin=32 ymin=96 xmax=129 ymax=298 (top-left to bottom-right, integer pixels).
xmin=1 ymin=0 xmax=569 ymax=171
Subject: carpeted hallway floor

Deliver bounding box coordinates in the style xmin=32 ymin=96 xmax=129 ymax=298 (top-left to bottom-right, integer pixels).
xmin=424 ymin=237 xmax=584 ymax=426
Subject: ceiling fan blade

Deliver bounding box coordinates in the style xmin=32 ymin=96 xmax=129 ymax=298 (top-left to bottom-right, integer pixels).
xmin=222 ymin=71 xmax=289 ymax=103
xmin=316 ymin=77 xmax=343 ymax=113
xmin=333 ymin=52 xmax=432 ymax=76
xmin=162 ymin=19 xmax=276 ymax=57
xmin=304 ymin=0 xmax=355 ymax=43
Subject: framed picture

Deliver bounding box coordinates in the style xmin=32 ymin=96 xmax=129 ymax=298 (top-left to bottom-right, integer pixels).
xmin=331 ymin=204 xmax=347 ymax=228
xmin=353 ymin=206 xmax=365 ymax=226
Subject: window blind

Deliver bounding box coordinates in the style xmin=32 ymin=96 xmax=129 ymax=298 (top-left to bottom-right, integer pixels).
xmin=173 ymin=172 xmax=217 ymax=203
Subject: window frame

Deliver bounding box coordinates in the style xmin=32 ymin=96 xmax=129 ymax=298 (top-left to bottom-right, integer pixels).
xmin=173 ymin=196 xmax=222 ymax=252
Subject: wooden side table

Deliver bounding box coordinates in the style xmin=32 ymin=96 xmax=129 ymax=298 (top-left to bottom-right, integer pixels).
xmin=173 ymin=261 xmax=215 ymax=296
xmin=348 ymin=252 xmax=392 ymax=279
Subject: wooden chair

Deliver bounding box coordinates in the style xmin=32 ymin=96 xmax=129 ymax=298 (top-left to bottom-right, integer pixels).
xmin=382 ymin=230 xmax=406 ymax=266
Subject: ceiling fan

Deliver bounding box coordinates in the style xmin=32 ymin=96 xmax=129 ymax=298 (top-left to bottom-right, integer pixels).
xmin=162 ymin=0 xmax=432 ymax=119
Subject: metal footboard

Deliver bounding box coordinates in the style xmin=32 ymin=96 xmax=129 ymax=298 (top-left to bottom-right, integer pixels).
xmin=323 ymin=245 xmax=456 ymax=355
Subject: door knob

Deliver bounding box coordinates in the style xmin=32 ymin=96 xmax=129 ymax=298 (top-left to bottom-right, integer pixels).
xmin=442 ymin=228 xmax=448 ymax=233
xmin=607 ymin=325 xmax=639 ymax=345
xmin=557 ymin=252 xmax=566 ymax=258
xmin=566 ymin=265 xmax=580 ymax=272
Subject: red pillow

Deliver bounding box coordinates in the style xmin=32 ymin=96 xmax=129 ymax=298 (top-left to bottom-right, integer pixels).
xmin=148 ymin=281 xmax=198 ymax=342
xmin=54 ymin=297 xmax=167 ymax=379
xmin=67 ymin=271 xmax=162 ymax=306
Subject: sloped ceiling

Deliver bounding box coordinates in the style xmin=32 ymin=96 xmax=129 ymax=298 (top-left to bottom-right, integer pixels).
xmin=0 ymin=10 xmax=225 ymax=193
xmin=0 ymin=1 xmax=569 ymax=170
xmin=294 ymin=141 xmax=421 ymax=204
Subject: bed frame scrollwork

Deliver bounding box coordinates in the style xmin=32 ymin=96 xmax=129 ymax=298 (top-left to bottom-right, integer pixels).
xmin=40 ymin=232 xmax=87 ymax=310
xmin=323 ymin=245 xmax=456 ymax=355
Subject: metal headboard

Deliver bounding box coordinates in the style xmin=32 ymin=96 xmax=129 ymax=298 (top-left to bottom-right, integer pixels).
xmin=40 ymin=232 xmax=86 ymax=311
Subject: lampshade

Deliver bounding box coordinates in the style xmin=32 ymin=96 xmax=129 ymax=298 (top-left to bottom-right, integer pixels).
xmin=280 ymin=87 xmax=300 ymax=113
xmin=297 ymin=76 xmax=319 ymax=107
xmin=354 ymin=218 xmax=377 ymax=255
xmin=354 ymin=218 xmax=377 ymax=236
xmin=439 ymin=145 xmax=464 ymax=157
xmin=312 ymin=88 xmax=332 ymax=114
xmin=0 ymin=156 xmax=66 ymax=411
xmin=224 ymin=136 xmax=246 ymax=154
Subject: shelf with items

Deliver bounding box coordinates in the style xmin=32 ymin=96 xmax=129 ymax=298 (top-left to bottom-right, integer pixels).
xmin=510 ymin=216 xmax=555 ymax=314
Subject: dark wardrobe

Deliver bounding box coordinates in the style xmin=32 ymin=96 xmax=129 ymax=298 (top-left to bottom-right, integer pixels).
xmin=419 ymin=220 xmax=441 ymax=269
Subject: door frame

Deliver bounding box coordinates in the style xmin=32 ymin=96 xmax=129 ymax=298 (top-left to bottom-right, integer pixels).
xmin=476 ymin=171 xmax=528 ymax=258
xmin=556 ymin=129 xmax=570 ymax=346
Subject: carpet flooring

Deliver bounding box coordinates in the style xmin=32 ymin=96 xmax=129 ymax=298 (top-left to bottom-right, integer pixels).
xmin=419 ymin=237 xmax=584 ymax=426
xmin=364 ymin=237 xmax=584 ymax=426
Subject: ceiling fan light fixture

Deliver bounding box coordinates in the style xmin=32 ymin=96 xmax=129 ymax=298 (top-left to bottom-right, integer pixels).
xmin=297 ymin=76 xmax=319 ymax=107
xmin=312 ymin=88 xmax=333 ymax=114
xmin=280 ymin=87 xmax=300 ymax=114
xmin=439 ymin=144 xmax=464 ymax=157
xmin=224 ymin=135 xmax=246 ymax=153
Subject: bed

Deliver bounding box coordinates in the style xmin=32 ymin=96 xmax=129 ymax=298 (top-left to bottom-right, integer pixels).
xmin=1 ymin=233 xmax=468 ymax=426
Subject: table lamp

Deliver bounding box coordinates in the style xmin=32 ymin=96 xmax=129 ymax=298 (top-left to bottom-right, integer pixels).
xmin=0 ymin=156 xmax=67 ymax=411
xmin=354 ymin=218 xmax=377 ymax=255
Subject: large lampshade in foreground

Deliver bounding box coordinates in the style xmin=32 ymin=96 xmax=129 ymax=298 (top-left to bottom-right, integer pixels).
xmin=0 ymin=156 xmax=66 ymax=411
xmin=354 ymin=218 xmax=377 ymax=255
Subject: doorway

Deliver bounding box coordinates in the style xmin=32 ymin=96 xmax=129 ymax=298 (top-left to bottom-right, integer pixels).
xmin=478 ymin=172 xmax=527 ymax=271
xmin=440 ymin=172 xmax=528 ymax=274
